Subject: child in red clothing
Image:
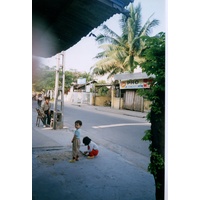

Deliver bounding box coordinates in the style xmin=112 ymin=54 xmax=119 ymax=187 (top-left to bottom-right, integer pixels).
xmin=82 ymin=136 xmax=99 ymax=159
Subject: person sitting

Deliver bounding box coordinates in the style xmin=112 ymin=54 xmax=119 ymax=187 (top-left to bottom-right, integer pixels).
xmin=40 ymin=96 xmax=51 ymax=127
xmin=82 ymin=136 xmax=99 ymax=159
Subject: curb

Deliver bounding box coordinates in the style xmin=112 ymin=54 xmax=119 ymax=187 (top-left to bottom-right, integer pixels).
xmin=69 ymin=103 xmax=147 ymax=118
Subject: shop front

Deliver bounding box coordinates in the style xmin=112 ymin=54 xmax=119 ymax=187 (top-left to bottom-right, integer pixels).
xmin=114 ymin=72 xmax=154 ymax=112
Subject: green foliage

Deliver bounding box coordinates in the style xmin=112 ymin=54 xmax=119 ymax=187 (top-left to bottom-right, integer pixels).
xmin=142 ymin=129 xmax=152 ymax=141
xmin=95 ymin=81 xmax=110 ymax=96
xmin=91 ymin=3 xmax=159 ymax=77
xmin=97 ymin=86 xmax=109 ymax=96
xmin=32 ymin=65 xmax=56 ymax=91
xmin=140 ymin=32 xmax=165 ymax=195
xmin=65 ymin=70 xmax=77 ymax=92
xmin=148 ymin=148 xmax=164 ymax=189
xmin=141 ymin=33 xmax=165 ymax=118
xmin=32 ymin=64 xmax=93 ymax=93
xmin=65 ymin=71 xmax=93 ymax=93
xmin=141 ymin=32 xmax=165 ymax=117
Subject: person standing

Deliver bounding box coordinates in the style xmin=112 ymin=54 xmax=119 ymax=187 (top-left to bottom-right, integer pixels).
xmin=40 ymin=96 xmax=51 ymax=127
xmin=69 ymin=120 xmax=82 ymax=163
xmin=37 ymin=93 xmax=43 ymax=107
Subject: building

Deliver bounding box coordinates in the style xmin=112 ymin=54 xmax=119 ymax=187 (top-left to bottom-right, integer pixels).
xmin=113 ymin=71 xmax=155 ymax=112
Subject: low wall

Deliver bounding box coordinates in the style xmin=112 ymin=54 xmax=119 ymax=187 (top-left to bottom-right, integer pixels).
xmin=112 ymin=97 xmax=123 ymax=109
xmin=94 ymin=96 xmax=111 ymax=106
xmin=65 ymin=92 xmax=90 ymax=104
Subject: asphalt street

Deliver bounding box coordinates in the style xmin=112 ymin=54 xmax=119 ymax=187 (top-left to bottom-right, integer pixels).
xmin=32 ymin=100 xmax=155 ymax=200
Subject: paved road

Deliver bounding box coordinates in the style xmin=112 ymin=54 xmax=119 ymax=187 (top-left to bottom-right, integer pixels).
xmin=63 ymin=103 xmax=151 ymax=170
xmin=32 ymin=100 xmax=155 ymax=200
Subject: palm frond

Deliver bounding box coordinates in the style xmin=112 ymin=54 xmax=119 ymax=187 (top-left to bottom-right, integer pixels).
xmin=100 ymin=24 xmax=120 ymax=38
xmin=131 ymin=3 xmax=142 ymax=37
xmin=139 ymin=13 xmax=160 ymax=36
xmin=92 ymin=2 xmax=160 ymax=77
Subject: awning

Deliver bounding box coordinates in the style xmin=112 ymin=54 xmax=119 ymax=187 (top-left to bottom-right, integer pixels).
xmin=32 ymin=0 xmax=134 ymax=58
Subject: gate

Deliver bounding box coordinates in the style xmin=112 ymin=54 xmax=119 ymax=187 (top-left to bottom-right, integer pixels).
xmin=123 ymin=90 xmax=144 ymax=111
xmin=123 ymin=91 xmax=135 ymax=110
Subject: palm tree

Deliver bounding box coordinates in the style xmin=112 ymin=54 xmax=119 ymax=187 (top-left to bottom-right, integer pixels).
xmin=91 ymin=3 xmax=159 ymax=78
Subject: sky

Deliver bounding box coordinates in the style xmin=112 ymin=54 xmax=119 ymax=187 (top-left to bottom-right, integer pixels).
xmin=41 ymin=0 xmax=166 ymax=73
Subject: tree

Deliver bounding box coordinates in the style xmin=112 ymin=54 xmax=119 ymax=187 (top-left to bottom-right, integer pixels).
xmin=140 ymin=32 xmax=165 ymax=200
xmin=91 ymin=3 xmax=159 ymax=78
xmin=32 ymin=63 xmax=56 ymax=92
xmin=65 ymin=70 xmax=93 ymax=93
xmin=33 ymin=64 xmax=93 ymax=94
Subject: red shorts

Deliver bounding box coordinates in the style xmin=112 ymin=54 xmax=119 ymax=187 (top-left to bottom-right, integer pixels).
xmin=88 ymin=149 xmax=99 ymax=157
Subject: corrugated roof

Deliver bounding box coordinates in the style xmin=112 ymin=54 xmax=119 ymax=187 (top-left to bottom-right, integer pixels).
xmin=32 ymin=0 xmax=134 ymax=58
xmin=114 ymin=72 xmax=155 ymax=81
xmin=73 ymin=80 xmax=97 ymax=89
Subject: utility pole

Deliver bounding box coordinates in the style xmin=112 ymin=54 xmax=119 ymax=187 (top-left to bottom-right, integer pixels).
xmin=53 ymin=52 xmax=65 ymax=129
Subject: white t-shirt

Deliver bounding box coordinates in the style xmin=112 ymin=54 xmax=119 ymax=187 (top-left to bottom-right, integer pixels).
xmin=88 ymin=141 xmax=98 ymax=152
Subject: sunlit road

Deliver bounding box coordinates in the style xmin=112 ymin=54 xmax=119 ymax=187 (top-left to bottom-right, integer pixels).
xmin=63 ymin=103 xmax=151 ymax=168
xmin=32 ymin=101 xmax=156 ymax=200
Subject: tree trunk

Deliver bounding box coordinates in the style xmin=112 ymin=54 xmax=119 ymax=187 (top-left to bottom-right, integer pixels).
xmin=150 ymin=91 xmax=165 ymax=200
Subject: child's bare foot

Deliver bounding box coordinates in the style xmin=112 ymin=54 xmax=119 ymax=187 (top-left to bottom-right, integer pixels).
xmin=69 ymin=159 xmax=76 ymax=163
xmin=87 ymin=156 xmax=94 ymax=159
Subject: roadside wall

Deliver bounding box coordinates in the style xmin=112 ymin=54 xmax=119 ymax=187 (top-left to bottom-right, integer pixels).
xmin=65 ymin=92 xmax=90 ymax=104
xmin=112 ymin=97 xmax=124 ymax=109
xmin=94 ymin=96 xmax=111 ymax=106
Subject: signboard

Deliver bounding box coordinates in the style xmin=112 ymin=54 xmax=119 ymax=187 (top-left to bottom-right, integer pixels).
xmin=77 ymin=78 xmax=86 ymax=84
xmin=120 ymin=79 xmax=151 ymax=89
